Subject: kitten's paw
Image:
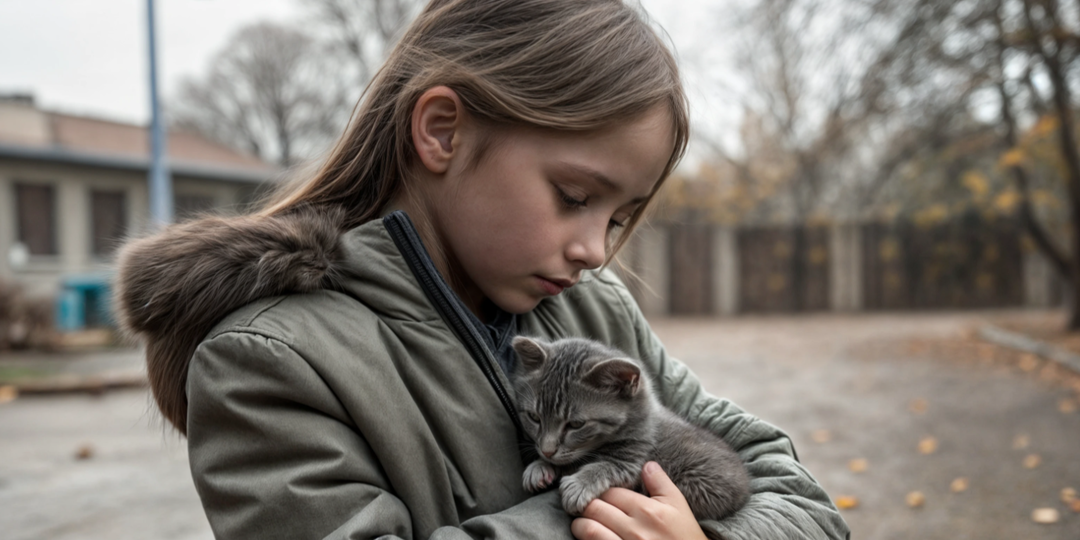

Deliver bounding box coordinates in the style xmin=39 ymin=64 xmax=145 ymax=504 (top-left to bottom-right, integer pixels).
xmin=522 ymin=460 xmax=557 ymax=493
xmin=560 ymin=473 xmax=606 ymax=515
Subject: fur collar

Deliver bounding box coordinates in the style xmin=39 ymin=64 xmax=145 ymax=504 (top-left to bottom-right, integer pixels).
xmin=113 ymin=206 xmax=347 ymax=434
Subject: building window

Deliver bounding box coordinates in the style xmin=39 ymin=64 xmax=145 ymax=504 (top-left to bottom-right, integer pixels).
xmin=91 ymin=190 xmax=126 ymax=257
xmin=175 ymin=194 xmax=215 ymax=222
xmin=15 ymin=182 xmax=57 ymax=256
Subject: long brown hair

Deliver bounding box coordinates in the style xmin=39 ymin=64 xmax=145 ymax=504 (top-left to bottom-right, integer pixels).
xmin=260 ymin=0 xmax=689 ymax=258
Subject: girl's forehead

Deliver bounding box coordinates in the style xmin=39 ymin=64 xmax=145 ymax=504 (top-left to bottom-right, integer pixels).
xmin=505 ymin=107 xmax=674 ymax=190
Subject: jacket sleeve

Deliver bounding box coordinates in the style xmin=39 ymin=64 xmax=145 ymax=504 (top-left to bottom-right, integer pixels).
xmin=610 ymin=283 xmax=851 ymax=540
xmin=187 ymin=330 xmax=574 ymax=540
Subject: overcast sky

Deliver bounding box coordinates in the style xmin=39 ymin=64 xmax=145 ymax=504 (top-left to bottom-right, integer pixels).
xmin=0 ymin=0 xmax=300 ymax=125
xmin=0 ymin=0 xmax=736 ymax=157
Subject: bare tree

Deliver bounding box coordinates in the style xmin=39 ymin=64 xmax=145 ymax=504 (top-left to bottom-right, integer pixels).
xmin=715 ymin=0 xmax=1080 ymax=327
xmin=172 ymin=22 xmax=348 ymax=167
xmin=171 ymin=1 xmax=423 ymax=167
xmin=301 ymin=0 xmax=424 ymax=86
xmin=695 ymin=0 xmax=974 ymax=309
xmin=991 ymin=0 xmax=1080 ymax=327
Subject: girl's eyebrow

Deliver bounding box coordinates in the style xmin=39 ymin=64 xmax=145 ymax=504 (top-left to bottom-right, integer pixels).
xmin=555 ymin=162 xmax=648 ymax=204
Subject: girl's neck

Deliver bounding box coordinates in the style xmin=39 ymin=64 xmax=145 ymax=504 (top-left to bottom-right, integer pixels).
xmin=388 ymin=192 xmax=489 ymax=322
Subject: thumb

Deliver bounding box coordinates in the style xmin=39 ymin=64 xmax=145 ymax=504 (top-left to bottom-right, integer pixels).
xmin=642 ymin=461 xmax=682 ymax=501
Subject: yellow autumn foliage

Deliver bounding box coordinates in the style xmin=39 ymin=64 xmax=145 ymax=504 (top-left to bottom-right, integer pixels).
xmin=999 ymin=147 xmax=1026 ymax=168
xmin=993 ymin=190 xmax=1020 ymax=213
xmin=962 ymin=170 xmax=990 ymax=199
xmin=1031 ymin=114 xmax=1060 ymax=138
xmin=914 ymin=204 xmax=949 ymax=227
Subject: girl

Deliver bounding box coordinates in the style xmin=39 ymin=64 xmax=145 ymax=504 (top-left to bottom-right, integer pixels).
xmin=115 ymin=0 xmax=849 ymax=539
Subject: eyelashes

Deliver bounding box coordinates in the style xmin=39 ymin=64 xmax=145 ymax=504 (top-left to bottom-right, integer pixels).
xmin=556 ymin=187 xmax=587 ymax=209
xmin=554 ymin=186 xmax=627 ymax=230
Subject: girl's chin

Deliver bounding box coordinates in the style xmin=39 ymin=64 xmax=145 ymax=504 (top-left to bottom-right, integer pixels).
xmin=488 ymin=292 xmax=543 ymax=315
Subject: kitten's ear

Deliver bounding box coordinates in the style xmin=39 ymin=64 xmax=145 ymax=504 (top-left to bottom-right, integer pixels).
xmin=583 ymin=359 xmax=642 ymax=397
xmin=512 ymin=336 xmax=548 ymax=372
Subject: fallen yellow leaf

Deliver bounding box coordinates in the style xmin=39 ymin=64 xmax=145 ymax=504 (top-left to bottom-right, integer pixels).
xmin=909 ymin=398 xmax=928 ymax=414
xmin=950 ymin=478 xmax=969 ymax=493
xmin=1013 ymin=434 xmax=1031 ymax=450
xmin=906 ymin=491 xmax=925 ymax=508
xmin=1070 ymin=499 xmax=1080 ymax=514
xmin=1023 ymin=454 xmax=1042 ymax=469
xmin=74 ymin=444 xmax=94 ymax=460
xmin=835 ymin=496 xmax=859 ymax=510
xmin=0 ymin=385 xmax=17 ymax=405
xmin=811 ymin=430 xmax=832 ymax=444
xmin=918 ymin=436 xmax=938 ymax=455
xmin=1060 ymin=398 xmax=1078 ymax=414
xmin=1061 ymin=487 xmax=1077 ymax=504
xmin=1032 ymin=508 xmax=1060 ymax=524
xmin=848 ymin=459 xmax=869 ymax=473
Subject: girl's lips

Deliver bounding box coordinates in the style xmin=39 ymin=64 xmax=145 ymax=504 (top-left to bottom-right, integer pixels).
xmin=536 ymin=276 xmax=566 ymax=295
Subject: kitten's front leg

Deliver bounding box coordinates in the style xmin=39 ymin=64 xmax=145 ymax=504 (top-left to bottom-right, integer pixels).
xmin=560 ymin=461 xmax=639 ymax=515
xmin=522 ymin=459 xmax=559 ymax=493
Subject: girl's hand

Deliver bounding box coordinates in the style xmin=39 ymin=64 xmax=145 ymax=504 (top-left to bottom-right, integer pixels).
xmin=570 ymin=461 xmax=709 ymax=540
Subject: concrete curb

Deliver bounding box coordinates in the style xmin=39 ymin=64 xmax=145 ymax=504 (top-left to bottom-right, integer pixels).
xmin=978 ymin=324 xmax=1080 ymax=375
xmin=5 ymin=372 xmax=147 ymax=396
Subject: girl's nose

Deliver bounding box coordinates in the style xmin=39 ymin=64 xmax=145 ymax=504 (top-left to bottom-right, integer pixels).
xmin=566 ymin=222 xmax=607 ymax=270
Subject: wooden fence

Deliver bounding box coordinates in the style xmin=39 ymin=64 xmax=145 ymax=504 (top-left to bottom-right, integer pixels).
xmin=627 ymin=215 xmax=1057 ymax=316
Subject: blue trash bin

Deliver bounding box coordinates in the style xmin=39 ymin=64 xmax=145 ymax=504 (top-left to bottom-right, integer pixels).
xmin=54 ymin=273 xmax=114 ymax=331
xmin=55 ymin=289 xmax=86 ymax=332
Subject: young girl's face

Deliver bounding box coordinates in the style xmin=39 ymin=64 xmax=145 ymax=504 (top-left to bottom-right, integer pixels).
xmin=425 ymin=105 xmax=674 ymax=316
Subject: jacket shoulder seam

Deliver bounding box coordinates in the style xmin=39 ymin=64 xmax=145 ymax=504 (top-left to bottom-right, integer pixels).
xmin=205 ymin=325 xmax=294 ymax=348
xmin=203 ymin=295 xmax=288 ymax=342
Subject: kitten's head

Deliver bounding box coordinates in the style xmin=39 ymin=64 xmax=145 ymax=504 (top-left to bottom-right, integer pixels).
xmin=510 ymin=336 xmax=652 ymax=466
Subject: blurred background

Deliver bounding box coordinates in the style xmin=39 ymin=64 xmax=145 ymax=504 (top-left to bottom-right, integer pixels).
xmin=1 ymin=0 xmax=1079 ymax=538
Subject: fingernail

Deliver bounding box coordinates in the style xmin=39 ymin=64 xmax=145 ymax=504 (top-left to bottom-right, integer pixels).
xmin=645 ymin=461 xmax=660 ymax=474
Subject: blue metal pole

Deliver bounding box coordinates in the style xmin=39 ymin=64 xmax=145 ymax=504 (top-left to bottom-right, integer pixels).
xmin=147 ymin=0 xmax=173 ymax=227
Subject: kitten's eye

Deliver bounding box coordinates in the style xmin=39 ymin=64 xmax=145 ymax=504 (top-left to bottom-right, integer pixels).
xmin=526 ymin=412 xmax=541 ymax=423
xmin=567 ymin=420 xmax=586 ymax=429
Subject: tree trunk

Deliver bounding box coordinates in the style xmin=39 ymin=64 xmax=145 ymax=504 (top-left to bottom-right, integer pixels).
xmin=1022 ymin=0 xmax=1080 ymax=329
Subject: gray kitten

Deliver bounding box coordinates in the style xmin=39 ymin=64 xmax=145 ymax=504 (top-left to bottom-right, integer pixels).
xmin=510 ymin=336 xmax=751 ymax=520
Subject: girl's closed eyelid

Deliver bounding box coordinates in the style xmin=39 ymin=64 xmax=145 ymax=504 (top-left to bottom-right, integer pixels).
xmin=554 ymin=185 xmax=588 ymax=209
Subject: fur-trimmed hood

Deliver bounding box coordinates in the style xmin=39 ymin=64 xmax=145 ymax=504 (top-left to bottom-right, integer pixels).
xmin=113 ymin=206 xmax=348 ymax=434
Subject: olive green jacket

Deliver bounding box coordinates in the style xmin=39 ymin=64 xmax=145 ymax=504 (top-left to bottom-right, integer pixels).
xmin=174 ymin=215 xmax=848 ymax=540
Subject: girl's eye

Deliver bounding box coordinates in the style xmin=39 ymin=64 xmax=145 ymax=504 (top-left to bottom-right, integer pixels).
xmin=556 ymin=187 xmax=587 ymax=209
xmin=567 ymin=420 xmax=586 ymax=429
xmin=526 ymin=412 xmax=541 ymax=423
xmin=608 ymin=219 xmax=626 ymax=230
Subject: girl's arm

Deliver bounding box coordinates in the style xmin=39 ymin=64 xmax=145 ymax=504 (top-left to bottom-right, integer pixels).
xmin=187 ymin=330 xmax=575 ymax=540
xmin=603 ymin=274 xmax=851 ymax=540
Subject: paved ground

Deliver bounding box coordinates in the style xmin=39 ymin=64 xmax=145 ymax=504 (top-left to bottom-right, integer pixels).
xmin=1 ymin=310 xmax=1078 ymax=539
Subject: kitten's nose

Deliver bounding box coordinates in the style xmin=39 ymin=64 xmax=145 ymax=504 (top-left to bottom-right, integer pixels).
xmin=542 ymin=449 xmax=555 ymax=458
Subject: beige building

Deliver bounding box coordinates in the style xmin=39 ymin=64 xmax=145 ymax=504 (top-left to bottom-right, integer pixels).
xmin=0 ymin=95 xmax=278 ymax=300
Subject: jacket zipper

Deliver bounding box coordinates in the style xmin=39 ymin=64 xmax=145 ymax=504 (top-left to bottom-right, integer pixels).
xmin=384 ymin=213 xmax=526 ymax=439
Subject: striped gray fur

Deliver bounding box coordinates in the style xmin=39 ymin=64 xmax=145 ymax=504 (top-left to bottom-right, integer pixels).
xmin=510 ymin=336 xmax=750 ymax=520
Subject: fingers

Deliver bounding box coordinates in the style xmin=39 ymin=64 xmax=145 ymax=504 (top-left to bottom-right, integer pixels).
xmin=596 ymin=486 xmax=645 ymax=510
xmin=571 ymin=517 xmax=622 ymax=540
xmin=641 ymin=461 xmax=680 ymax=500
xmin=586 ymin=491 xmax=649 ymax=540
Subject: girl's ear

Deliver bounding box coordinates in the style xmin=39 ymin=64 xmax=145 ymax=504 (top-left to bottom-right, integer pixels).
xmin=512 ymin=336 xmax=548 ymax=372
xmin=583 ymin=359 xmax=641 ymax=397
xmin=411 ymin=86 xmax=464 ymax=174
